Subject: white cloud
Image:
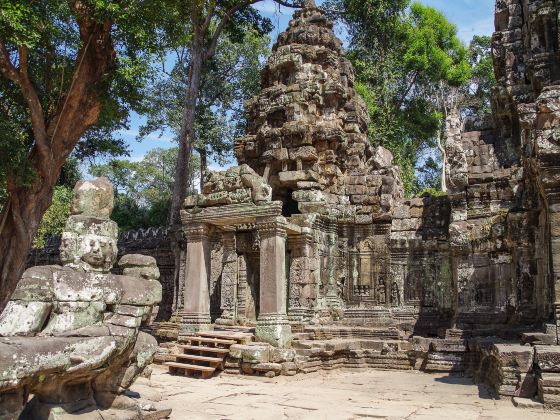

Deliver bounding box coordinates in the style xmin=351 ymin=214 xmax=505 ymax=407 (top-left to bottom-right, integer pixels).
xmin=253 ymin=1 xmax=280 ymax=14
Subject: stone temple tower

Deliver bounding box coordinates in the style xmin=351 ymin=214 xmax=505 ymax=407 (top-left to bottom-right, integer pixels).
xmin=235 ymin=3 xmax=403 ymax=219
xmin=180 ymin=1 xmax=403 ymax=346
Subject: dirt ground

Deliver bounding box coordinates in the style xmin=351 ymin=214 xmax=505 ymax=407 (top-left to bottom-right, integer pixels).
xmin=129 ymin=365 xmax=557 ymax=419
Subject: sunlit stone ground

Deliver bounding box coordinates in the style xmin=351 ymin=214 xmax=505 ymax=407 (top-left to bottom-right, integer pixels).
xmin=130 ymin=365 xmax=556 ymax=419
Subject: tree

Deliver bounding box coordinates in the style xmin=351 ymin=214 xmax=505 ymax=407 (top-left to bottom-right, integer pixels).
xmin=140 ymin=28 xmax=270 ymax=189
xmin=167 ymin=0 xmax=305 ymax=229
xmin=0 ymin=0 xmax=176 ymax=308
xmin=463 ymin=35 xmax=495 ymax=117
xmin=431 ymin=35 xmax=495 ymax=192
xmin=91 ymin=147 xmax=198 ymax=231
xmin=404 ymin=3 xmax=471 ymax=192
xmin=325 ymin=1 xmax=470 ymax=196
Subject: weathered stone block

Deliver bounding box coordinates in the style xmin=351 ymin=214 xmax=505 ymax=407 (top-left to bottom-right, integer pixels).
xmin=0 ymin=301 xmax=52 ymax=336
xmin=229 ymin=344 xmax=270 ymax=364
xmin=270 ymin=348 xmax=296 ymax=363
xmin=253 ymin=362 xmax=282 ymax=373
xmin=535 ymin=346 xmax=560 ymax=372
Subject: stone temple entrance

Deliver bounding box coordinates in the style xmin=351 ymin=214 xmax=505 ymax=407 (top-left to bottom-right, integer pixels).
xmin=179 ymin=190 xmax=293 ymax=347
xmin=171 ymin=1 xmax=560 ymax=348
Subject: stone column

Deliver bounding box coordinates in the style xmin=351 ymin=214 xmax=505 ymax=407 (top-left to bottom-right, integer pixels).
xmin=236 ymin=254 xmax=248 ymax=323
xmin=551 ymin=206 xmax=560 ymax=332
xmin=287 ymin=230 xmax=314 ymax=323
xmin=216 ymin=230 xmax=238 ymax=325
xmin=179 ymin=223 xmax=213 ymax=339
xmin=324 ymin=225 xmax=343 ymax=308
xmin=255 ymin=216 xmax=292 ymax=347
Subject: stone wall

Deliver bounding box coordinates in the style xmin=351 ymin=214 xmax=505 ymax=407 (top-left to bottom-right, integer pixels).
xmin=491 ymin=0 xmax=560 ymax=328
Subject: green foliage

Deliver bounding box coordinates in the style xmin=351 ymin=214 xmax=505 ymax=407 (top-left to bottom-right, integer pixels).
xmin=414 ymin=155 xmax=441 ymax=193
xmin=463 ymin=35 xmax=495 ymax=116
xmin=324 ymin=0 xmax=410 ymax=55
xmin=140 ymin=28 xmax=270 ymax=169
xmin=404 ymin=3 xmax=471 ymax=87
xmin=57 ymin=158 xmax=82 ymax=189
xmin=33 ymin=186 xmax=72 ymax=248
xmin=417 ymin=187 xmax=448 ymax=198
xmin=90 ymin=147 xmax=197 ymax=231
xmin=0 ymin=0 xmax=181 ymax=195
xmin=326 ymin=0 xmax=471 ymax=197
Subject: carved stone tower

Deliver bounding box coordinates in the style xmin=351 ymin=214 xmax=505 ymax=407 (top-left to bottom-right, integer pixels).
xmin=235 ymin=3 xmax=403 ymax=219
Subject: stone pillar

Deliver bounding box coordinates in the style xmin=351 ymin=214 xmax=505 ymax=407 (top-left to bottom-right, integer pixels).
xmin=255 ymin=216 xmax=292 ymax=347
xmin=216 ymin=231 xmax=238 ymax=325
xmin=324 ymin=225 xmax=343 ymax=308
xmin=287 ymin=230 xmax=314 ymax=323
xmin=236 ymin=254 xmax=248 ymax=323
xmin=179 ymin=223 xmax=213 ymax=339
xmin=551 ymin=206 xmax=560 ymax=332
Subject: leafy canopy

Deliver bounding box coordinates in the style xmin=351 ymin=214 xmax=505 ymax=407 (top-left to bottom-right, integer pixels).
xmin=33 ymin=186 xmax=72 ymax=248
xmin=0 ymin=0 xmax=184 ymax=190
xmin=326 ymin=0 xmax=471 ymax=196
xmin=140 ymin=28 xmax=270 ymax=171
xmin=90 ymin=147 xmax=199 ymax=231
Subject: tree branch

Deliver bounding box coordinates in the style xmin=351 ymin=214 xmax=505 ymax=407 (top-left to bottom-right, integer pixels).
xmin=0 ymin=42 xmax=20 ymax=83
xmin=205 ymin=0 xmax=303 ymax=65
xmin=205 ymin=0 xmax=255 ymax=61
xmin=0 ymin=41 xmax=51 ymax=172
xmin=17 ymin=46 xmax=51 ymax=165
xmin=273 ymin=0 xmax=305 ymax=8
xmin=201 ymin=1 xmax=217 ymax=34
xmin=395 ymin=71 xmax=418 ymax=111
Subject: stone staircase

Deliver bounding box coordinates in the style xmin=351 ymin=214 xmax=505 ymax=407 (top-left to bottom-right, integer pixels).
xmin=164 ymin=331 xmax=251 ymax=379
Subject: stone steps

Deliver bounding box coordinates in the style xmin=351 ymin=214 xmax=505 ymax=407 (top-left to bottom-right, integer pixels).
xmin=164 ymin=362 xmax=215 ymax=379
xmin=169 ymin=353 xmax=224 ymax=365
xmin=167 ymin=331 xmax=251 ymax=379
xmin=178 ymin=345 xmax=231 ymax=354
xmin=182 ymin=336 xmax=237 ymax=346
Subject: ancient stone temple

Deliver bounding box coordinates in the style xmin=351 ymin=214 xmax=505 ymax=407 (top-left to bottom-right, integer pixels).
xmin=173 ymin=0 xmax=560 ymax=353
xmin=177 ymin=3 xmax=403 ymax=347
xmin=11 ymin=0 xmax=560 ymax=413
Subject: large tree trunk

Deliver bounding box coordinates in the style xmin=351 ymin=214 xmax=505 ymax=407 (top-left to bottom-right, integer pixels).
xmin=0 ymin=174 xmax=58 ymax=307
xmin=169 ymin=36 xmax=205 ymax=226
xmin=199 ymin=148 xmax=207 ymax=192
xmin=169 ymin=32 xmax=205 ymax=315
xmin=436 ymin=130 xmax=447 ymax=193
xmin=0 ymin=14 xmax=115 ymax=310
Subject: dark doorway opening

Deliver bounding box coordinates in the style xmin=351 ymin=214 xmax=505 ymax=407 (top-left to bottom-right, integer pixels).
xmin=282 ymin=189 xmax=300 ymax=217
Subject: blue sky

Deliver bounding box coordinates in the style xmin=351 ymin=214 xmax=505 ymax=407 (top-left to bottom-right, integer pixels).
xmin=115 ymin=0 xmax=495 ymax=166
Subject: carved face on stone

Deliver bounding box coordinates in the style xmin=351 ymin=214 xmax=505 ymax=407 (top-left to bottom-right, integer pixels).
xmin=60 ymin=231 xmax=117 ymax=273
